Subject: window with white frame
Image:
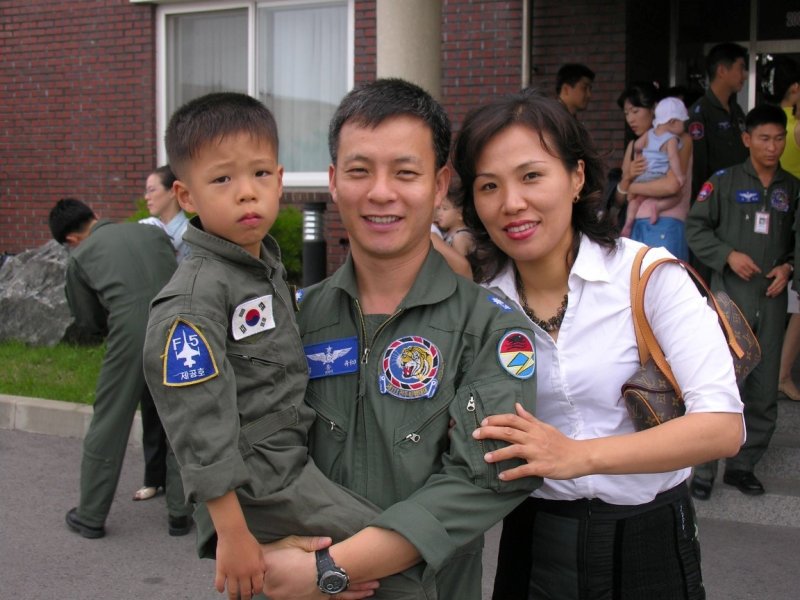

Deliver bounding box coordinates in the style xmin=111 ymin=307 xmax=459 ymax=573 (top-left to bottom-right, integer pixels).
xmin=155 ymin=1 xmax=353 ymax=188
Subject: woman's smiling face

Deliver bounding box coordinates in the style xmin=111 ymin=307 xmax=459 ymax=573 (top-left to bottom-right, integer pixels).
xmin=472 ymin=124 xmax=584 ymax=267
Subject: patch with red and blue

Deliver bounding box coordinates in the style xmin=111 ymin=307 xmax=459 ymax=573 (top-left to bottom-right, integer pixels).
xmin=696 ymin=181 xmax=713 ymax=203
xmin=688 ymin=122 xmax=704 ymax=140
xmin=497 ymin=330 xmax=535 ymax=379
xmin=378 ymin=336 xmax=441 ymax=400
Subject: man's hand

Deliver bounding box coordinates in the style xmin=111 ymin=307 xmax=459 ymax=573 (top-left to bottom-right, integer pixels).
xmin=261 ymin=536 xmax=379 ymax=600
xmin=766 ymin=263 xmax=793 ymax=298
xmin=727 ymin=251 xmax=761 ymax=281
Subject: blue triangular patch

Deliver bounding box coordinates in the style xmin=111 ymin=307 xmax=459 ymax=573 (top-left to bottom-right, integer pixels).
xmin=162 ymin=319 xmax=219 ymax=386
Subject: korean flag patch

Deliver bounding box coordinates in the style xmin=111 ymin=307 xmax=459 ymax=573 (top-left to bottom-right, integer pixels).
xmin=163 ymin=319 xmax=219 ymax=387
xmin=231 ymin=295 xmax=276 ymax=340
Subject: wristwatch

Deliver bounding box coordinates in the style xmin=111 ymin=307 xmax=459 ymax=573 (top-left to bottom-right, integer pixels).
xmin=315 ymin=548 xmax=350 ymax=594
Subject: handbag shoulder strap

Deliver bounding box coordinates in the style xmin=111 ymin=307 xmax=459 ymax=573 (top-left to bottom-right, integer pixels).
xmin=630 ymin=246 xmax=650 ymax=365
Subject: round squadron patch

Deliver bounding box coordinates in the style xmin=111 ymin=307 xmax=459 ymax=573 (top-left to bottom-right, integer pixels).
xmin=688 ymin=122 xmax=704 ymax=140
xmin=696 ymin=181 xmax=713 ymax=203
xmin=378 ymin=336 xmax=440 ymax=400
xmin=771 ymin=188 xmax=789 ymax=212
xmin=497 ymin=330 xmax=535 ymax=379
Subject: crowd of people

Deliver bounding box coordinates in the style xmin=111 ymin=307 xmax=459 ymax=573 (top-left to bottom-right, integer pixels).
xmin=50 ymin=41 xmax=800 ymax=600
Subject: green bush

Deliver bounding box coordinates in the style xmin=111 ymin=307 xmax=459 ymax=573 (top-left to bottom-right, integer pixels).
xmin=127 ymin=198 xmax=150 ymax=222
xmin=271 ymin=206 xmax=303 ymax=284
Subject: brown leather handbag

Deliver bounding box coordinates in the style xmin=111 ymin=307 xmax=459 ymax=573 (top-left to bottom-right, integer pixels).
xmin=621 ymin=247 xmax=761 ymax=430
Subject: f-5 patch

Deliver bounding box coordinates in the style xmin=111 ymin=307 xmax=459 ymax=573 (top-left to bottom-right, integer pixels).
xmin=163 ymin=319 xmax=219 ymax=386
xmin=231 ymin=295 xmax=275 ymax=340
xmin=379 ymin=336 xmax=441 ymax=400
xmin=696 ymin=181 xmax=713 ymax=203
xmin=736 ymin=190 xmax=760 ymax=204
xmin=304 ymin=337 xmax=359 ymax=379
xmin=497 ymin=330 xmax=535 ymax=379
xmin=688 ymin=122 xmax=704 ymax=140
xmin=771 ymin=188 xmax=790 ymax=212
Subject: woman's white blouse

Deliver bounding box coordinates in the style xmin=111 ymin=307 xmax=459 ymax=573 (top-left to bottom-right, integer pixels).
xmin=484 ymin=235 xmax=744 ymax=505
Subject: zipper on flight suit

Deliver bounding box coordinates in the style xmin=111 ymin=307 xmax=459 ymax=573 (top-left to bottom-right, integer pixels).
xmin=466 ymin=394 xmax=486 ymax=454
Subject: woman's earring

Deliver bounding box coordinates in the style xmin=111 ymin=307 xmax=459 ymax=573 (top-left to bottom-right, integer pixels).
xmin=573 ymin=193 xmax=580 ymax=204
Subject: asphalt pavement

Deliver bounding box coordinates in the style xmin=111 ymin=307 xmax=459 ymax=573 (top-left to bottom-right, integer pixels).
xmin=1 ymin=410 xmax=798 ymax=599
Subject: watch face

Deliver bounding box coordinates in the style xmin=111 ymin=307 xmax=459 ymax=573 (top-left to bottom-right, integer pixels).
xmin=320 ymin=571 xmax=348 ymax=594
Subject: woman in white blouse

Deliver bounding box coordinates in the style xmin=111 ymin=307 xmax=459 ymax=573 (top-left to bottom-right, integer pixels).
xmin=452 ymin=91 xmax=744 ymax=600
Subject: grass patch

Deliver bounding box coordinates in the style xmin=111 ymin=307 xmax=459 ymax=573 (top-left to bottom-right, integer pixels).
xmin=0 ymin=341 xmax=104 ymax=404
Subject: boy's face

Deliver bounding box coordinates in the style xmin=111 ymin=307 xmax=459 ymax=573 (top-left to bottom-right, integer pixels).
xmin=435 ymin=198 xmax=459 ymax=231
xmin=743 ymin=123 xmax=786 ymax=171
xmin=174 ymin=133 xmax=283 ymax=258
xmin=329 ymin=114 xmax=449 ymax=265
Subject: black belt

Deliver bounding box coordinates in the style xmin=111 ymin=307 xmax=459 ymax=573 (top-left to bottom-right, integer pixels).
xmin=529 ymin=481 xmax=688 ymax=521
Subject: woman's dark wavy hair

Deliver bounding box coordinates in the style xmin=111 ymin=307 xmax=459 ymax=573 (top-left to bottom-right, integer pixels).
xmin=451 ymin=90 xmax=617 ymax=283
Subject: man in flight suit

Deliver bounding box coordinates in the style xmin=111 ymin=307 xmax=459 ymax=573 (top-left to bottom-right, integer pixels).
xmin=686 ymin=104 xmax=800 ymax=500
xmin=260 ymin=79 xmax=540 ymax=600
xmin=48 ymin=198 xmax=189 ymax=538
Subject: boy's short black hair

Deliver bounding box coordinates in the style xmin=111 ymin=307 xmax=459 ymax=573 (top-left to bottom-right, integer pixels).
xmin=328 ymin=78 xmax=451 ymax=169
xmin=706 ymin=43 xmax=748 ymax=81
xmin=49 ymin=198 xmax=96 ymax=244
xmin=745 ymin=103 xmax=787 ymax=133
xmin=556 ymin=63 xmax=595 ymax=94
xmin=165 ymin=92 xmax=279 ymax=178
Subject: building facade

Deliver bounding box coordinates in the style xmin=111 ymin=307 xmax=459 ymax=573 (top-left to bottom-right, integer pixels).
xmin=2 ymin=0 xmax=797 ymax=273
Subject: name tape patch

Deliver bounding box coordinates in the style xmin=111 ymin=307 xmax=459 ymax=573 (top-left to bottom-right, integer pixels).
xmin=304 ymin=336 xmax=359 ymax=379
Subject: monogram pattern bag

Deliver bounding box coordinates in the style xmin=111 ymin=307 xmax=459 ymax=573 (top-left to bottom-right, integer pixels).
xmin=621 ymin=247 xmax=761 ymax=430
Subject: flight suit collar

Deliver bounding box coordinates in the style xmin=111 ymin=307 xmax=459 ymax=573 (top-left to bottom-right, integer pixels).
xmin=705 ymin=88 xmax=738 ymax=114
xmin=184 ymin=215 xmax=280 ymax=275
xmin=741 ymin=158 xmax=790 ymax=187
xmin=329 ymin=245 xmax=459 ymax=309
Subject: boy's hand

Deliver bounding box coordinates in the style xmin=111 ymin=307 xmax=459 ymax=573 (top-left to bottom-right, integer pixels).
xmin=215 ymin=530 xmax=266 ymax=600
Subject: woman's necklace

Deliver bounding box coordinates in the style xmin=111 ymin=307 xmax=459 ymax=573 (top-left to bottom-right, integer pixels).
xmin=513 ymin=266 xmax=569 ymax=332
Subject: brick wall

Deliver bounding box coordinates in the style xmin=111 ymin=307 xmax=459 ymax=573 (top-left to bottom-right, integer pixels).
xmin=0 ymin=0 xmax=156 ymax=255
xmin=528 ymin=0 xmax=628 ymax=167
xmin=442 ymin=0 xmax=525 ymax=132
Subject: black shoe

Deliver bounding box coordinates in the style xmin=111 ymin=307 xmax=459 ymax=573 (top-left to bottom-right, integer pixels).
xmin=65 ymin=508 xmax=105 ymax=539
xmin=723 ymin=470 xmax=765 ymax=495
xmin=689 ymin=475 xmax=714 ymax=501
xmin=168 ymin=514 xmax=193 ymax=537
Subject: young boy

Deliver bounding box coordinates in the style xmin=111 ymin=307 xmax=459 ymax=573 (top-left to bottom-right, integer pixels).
xmin=142 ymin=92 xmax=426 ymax=599
xmin=621 ymin=97 xmax=689 ymax=238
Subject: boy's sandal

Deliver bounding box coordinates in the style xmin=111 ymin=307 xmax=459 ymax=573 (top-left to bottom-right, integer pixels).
xmin=132 ymin=486 xmax=160 ymax=501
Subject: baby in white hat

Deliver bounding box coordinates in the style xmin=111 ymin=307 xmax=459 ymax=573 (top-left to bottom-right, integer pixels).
xmin=621 ymin=96 xmax=690 ymax=237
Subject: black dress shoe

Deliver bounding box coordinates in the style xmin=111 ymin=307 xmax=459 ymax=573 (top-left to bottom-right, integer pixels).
xmin=689 ymin=475 xmax=714 ymax=501
xmin=65 ymin=507 xmax=105 ymax=539
xmin=723 ymin=470 xmax=765 ymax=495
xmin=168 ymin=514 xmax=193 ymax=537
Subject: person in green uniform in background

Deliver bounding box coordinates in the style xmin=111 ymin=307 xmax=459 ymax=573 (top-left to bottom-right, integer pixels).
xmin=259 ymin=78 xmax=540 ymax=600
xmin=686 ymin=104 xmax=800 ymax=500
xmin=48 ymin=198 xmax=190 ymax=539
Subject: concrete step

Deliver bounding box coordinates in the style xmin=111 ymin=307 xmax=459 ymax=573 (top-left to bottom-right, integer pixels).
xmin=776 ymin=396 xmax=800 ymax=436
xmin=693 ymin=474 xmax=800 ymax=528
xmin=758 ymin=433 xmax=800 ymax=479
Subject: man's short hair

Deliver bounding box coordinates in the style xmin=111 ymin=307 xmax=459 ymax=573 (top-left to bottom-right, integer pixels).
xmin=556 ymin=63 xmax=595 ymax=94
xmin=745 ymin=103 xmax=787 ymax=133
xmin=165 ymin=92 xmax=279 ymax=179
xmin=706 ymin=43 xmax=748 ymax=81
xmin=328 ymin=78 xmax=451 ymax=169
xmin=49 ymin=198 xmax=96 ymax=244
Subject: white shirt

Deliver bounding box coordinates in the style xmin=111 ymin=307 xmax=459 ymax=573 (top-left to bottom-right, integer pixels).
xmin=140 ymin=212 xmax=190 ymax=263
xmin=485 ymin=235 xmax=743 ymax=505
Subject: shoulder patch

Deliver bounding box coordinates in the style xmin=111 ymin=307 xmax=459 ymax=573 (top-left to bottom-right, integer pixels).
xmin=688 ymin=122 xmax=704 ymax=140
xmin=497 ymin=330 xmax=535 ymax=379
xmin=231 ymin=295 xmax=276 ymax=340
xmin=696 ymin=181 xmax=714 ymax=203
xmin=304 ymin=336 xmax=359 ymax=379
xmin=163 ymin=319 xmax=219 ymax=387
xmin=714 ymin=169 xmax=726 ymax=176
xmin=487 ymin=294 xmax=513 ymax=312
xmin=295 ymin=287 xmax=305 ymax=304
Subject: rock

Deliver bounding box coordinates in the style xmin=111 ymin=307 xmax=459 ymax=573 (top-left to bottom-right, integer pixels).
xmin=0 ymin=240 xmax=74 ymax=346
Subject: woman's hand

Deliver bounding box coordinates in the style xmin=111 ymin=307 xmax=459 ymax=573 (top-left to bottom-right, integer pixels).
xmin=472 ymin=403 xmax=587 ymax=480
xmin=261 ymin=536 xmax=379 ymax=600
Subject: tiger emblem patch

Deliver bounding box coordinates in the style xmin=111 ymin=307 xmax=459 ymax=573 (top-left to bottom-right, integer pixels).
xmin=379 ymin=336 xmax=441 ymax=400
